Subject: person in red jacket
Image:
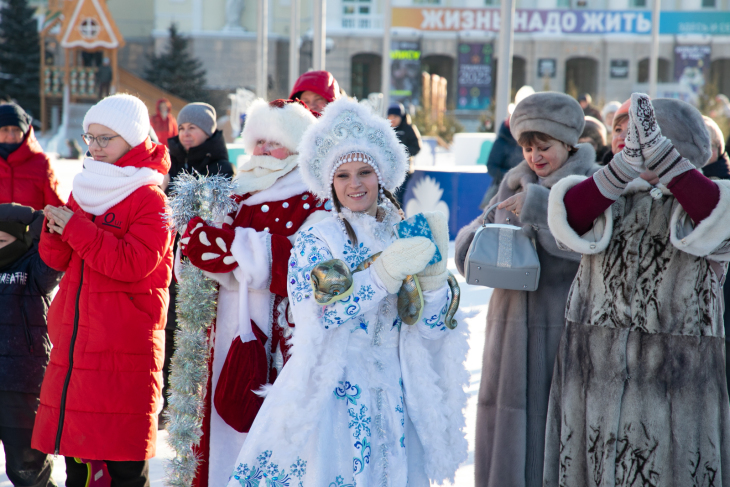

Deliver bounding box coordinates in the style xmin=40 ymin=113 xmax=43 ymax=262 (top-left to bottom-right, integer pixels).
xmin=33 ymin=94 xmax=173 ymax=487
xmin=289 ymin=70 xmax=341 ymax=114
xmin=150 ymin=98 xmax=178 ymax=147
xmin=0 ymin=104 xmax=64 ymax=210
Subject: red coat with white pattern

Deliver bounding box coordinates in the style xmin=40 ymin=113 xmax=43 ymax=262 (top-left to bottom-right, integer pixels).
xmin=190 ymin=169 xmax=328 ymax=487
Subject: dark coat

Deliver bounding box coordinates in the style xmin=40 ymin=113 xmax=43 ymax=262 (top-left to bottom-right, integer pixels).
xmin=0 ymin=205 xmax=62 ymax=394
xmin=167 ymin=130 xmax=235 ymax=192
xmin=455 ymin=144 xmax=600 ymax=487
xmin=394 ymin=115 xmax=422 ymax=157
xmin=486 ymin=122 xmax=524 ymax=183
xmin=704 ymin=152 xmax=730 ymax=180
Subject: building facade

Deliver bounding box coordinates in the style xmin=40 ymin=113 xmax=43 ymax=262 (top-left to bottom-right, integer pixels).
xmin=40 ymin=0 xmax=730 ymax=124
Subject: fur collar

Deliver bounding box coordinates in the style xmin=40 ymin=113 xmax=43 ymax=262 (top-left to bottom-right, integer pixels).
xmin=240 ymin=168 xmax=309 ymax=206
xmin=621 ymin=177 xmax=672 ymax=196
xmin=504 ymin=143 xmax=598 ymax=192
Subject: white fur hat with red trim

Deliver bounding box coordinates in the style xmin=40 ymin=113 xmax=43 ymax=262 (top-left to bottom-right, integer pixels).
xmin=241 ymin=99 xmax=318 ymax=153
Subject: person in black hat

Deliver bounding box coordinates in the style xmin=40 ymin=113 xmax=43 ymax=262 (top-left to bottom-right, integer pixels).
xmin=387 ymin=102 xmax=422 ymax=158
xmin=0 ymin=104 xmax=64 ymax=210
xmin=387 ymin=102 xmax=422 ymax=205
xmin=0 ymin=203 xmax=63 ymax=487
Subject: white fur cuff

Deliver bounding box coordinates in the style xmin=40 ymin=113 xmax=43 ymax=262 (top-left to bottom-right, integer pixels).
xmin=547 ymin=175 xmax=614 ymax=255
xmin=670 ymin=180 xmax=730 ymax=260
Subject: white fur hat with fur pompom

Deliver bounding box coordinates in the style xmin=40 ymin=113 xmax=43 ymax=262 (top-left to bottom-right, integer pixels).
xmin=241 ymin=99 xmax=318 ymax=153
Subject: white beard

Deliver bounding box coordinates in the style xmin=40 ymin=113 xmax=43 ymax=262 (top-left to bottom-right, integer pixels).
xmin=234 ymin=154 xmax=300 ymax=195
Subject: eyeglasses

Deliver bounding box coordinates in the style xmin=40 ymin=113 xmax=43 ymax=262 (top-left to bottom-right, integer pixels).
xmin=81 ymin=133 xmax=121 ymax=148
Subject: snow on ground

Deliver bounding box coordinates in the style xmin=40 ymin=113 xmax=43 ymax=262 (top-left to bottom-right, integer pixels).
xmin=0 ymin=159 xmax=491 ymax=487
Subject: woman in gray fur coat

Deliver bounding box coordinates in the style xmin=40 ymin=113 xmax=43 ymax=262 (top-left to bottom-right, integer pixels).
xmin=545 ymin=94 xmax=730 ymax=486
xmin=454 ymin=92 xmax=601 ymax=487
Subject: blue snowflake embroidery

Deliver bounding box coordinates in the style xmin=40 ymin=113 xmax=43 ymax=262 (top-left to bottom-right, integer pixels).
xmin=353 ymin=437 xmax=371 ymax=476
xmin=334 ymin=381 xmax=361 ymax=405
xmin=342 ymin=240 xmax=371 ymax=268
xmin=392 ymin=317 xmax=402 ymax=332
xmin=357 ymin=285 xmax=375 ymax=301
xmin=348 ymin=405 xmax=371 ymax=439
xmin=395 ymin=397 xmax=404 ymax=427
xmin=328 ymin=475 xmax=355 ymax=487
xmin=233 ymin=451 xmax=306 ymax=487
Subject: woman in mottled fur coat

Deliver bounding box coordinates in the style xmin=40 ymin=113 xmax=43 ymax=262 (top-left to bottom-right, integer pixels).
xmin=455 ymin=92 xmax=600 ymax=487
xmin=545 ymin=94 xmax=730 ymax=486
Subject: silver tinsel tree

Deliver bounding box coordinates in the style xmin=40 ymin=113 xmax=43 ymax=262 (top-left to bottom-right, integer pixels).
xmin=164 ymin=173 xmax=237 ymax=487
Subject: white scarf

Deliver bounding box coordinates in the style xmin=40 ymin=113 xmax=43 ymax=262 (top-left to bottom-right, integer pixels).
xmin=72 ymin=158 xmax=164 ymax=216
xmin=234 ymin=154 xmax=299 ymax=195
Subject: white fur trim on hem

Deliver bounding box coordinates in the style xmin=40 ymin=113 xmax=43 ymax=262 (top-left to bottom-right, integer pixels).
xmin=548 ymin=175 xmax=614 ymax=255
xmin=670 ymin=180 xmax=730 ymax=260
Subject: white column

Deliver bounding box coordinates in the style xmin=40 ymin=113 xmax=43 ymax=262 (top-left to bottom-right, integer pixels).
xmin=381 ymin=0 xmax=392 ymax=116
xmin=312 ymin=0 xmax=326 ymax=70
xmin=289 ymin=0 xmax=301 ymax=90
xmin=648 ymin=0 xmax=661 ymax=98
xmin=256 ymin=0 xmax=268 ymax=98
xmin=494 ymin=0 xmax=515 ymax=130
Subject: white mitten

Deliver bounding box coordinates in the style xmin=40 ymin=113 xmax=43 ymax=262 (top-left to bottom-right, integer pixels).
xmin=631 ymin=93 xmax=695 ymax=185
xmin=417 ymin=211 xmax=449 ymax=291
xmin=593 ymin=99 xmax=644 ymax=200
xmin=372 ymin=237 xmax=436 ymax=294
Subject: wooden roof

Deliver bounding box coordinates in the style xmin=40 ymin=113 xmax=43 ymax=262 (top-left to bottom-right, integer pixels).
xmin=59 ymin=0 xmax=125 ymax=49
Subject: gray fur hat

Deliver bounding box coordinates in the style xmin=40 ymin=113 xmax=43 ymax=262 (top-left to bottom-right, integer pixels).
xmin=510 ymin=92 xmax=585 ymax=147
xmin=652 ymin=98 xmax=712 ymax=168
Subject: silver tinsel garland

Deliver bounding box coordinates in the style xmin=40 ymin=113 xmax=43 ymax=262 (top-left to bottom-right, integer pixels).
xmin=163 ymin=173 xmax=237 ymax=487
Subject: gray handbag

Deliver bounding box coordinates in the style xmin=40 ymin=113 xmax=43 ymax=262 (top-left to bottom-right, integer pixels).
xmin=464 ymin=203 xmax=541 ymax=291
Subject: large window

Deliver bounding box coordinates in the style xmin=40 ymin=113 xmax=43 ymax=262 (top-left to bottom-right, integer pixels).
xmin=342 ymin=0 xmax=374 ymax=28
xmin=702 ymin=0 xmax=716 ymax=7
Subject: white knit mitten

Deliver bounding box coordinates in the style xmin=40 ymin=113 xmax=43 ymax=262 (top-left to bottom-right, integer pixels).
xmin=630 ymin=93 xmax=695 ymax=185
xmin=417 ymin=212 xmax=449 ymax=292
xmin=593 ymin=97 xmax=644 ymax=200
xmin=373 ymin=237 xmax=436 ymax=294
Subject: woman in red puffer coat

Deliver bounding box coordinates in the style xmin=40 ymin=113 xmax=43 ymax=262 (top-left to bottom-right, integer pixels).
xmin=0 ymin=103 xmax=64 ymax=210
xmin=33 ymin=94 xmax=173 ymax=487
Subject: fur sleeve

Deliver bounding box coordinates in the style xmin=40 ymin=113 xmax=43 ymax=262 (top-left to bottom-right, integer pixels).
xmin=548 ymin=175 xmax=614 ymax=255
xmin=454 ymin=213 xmax=482 ymax=277
xmin=521 ymin=184 xmax=581 ymax=262
xmin=670 ymin=180 xmax=730 ymax=261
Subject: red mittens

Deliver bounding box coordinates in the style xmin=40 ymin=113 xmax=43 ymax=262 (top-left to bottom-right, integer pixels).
xmin=181 ymin=217 xmax=238 ymax=273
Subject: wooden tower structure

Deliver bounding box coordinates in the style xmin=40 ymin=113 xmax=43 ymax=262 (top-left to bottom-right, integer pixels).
xmin=39 ymin=0 xmax=125 ymax=132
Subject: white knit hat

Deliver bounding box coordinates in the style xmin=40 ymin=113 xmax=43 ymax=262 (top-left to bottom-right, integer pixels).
xmin=83 ymin=94 xmax=150 ymax=148
xmin=297 ymin=97 xmax=408 ymax=200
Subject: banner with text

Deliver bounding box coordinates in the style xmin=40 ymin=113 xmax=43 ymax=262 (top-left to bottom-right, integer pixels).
xmin=457 ymin=43 xmax=493 ymax=111
xmin=391 ymin=8 xmax=730 ymax=36
xmin=391 ymin=40 xmax=422 ymax=108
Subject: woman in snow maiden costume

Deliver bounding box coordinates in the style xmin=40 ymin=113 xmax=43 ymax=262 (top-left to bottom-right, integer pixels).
xmin=454 ymin=92 xmax=600 ymax=487
xmin=224 ymin=98 xmax=469 ymax=486
xmin=545 ymin=94 xmax=730 ymax=486
xmin=34 ymin=94 xmax=173 ymax=487
xmin=180 ymin=99 xmax=325 ymax=487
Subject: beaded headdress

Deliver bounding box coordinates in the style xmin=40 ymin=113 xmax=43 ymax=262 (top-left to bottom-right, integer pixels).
xmin=297 ymin=98 xmax=409 ymax=200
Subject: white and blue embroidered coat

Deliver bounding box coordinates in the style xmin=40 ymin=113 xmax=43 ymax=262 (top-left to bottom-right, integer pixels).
xmin=224 ymin=202 xmax=469 ymax=487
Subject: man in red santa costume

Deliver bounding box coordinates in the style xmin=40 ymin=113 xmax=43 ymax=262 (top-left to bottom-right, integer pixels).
xmin=180 ymin=99 xmax=328 ymax=487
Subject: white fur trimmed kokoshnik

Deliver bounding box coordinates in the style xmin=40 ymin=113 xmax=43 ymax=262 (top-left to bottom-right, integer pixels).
xmin=240 ymin=98 xmax=318 ymax=153
xmin=72 ymin=158 xmax=163 ymax=216
xmin=297 ymin=97 xmax=409 ymax=199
